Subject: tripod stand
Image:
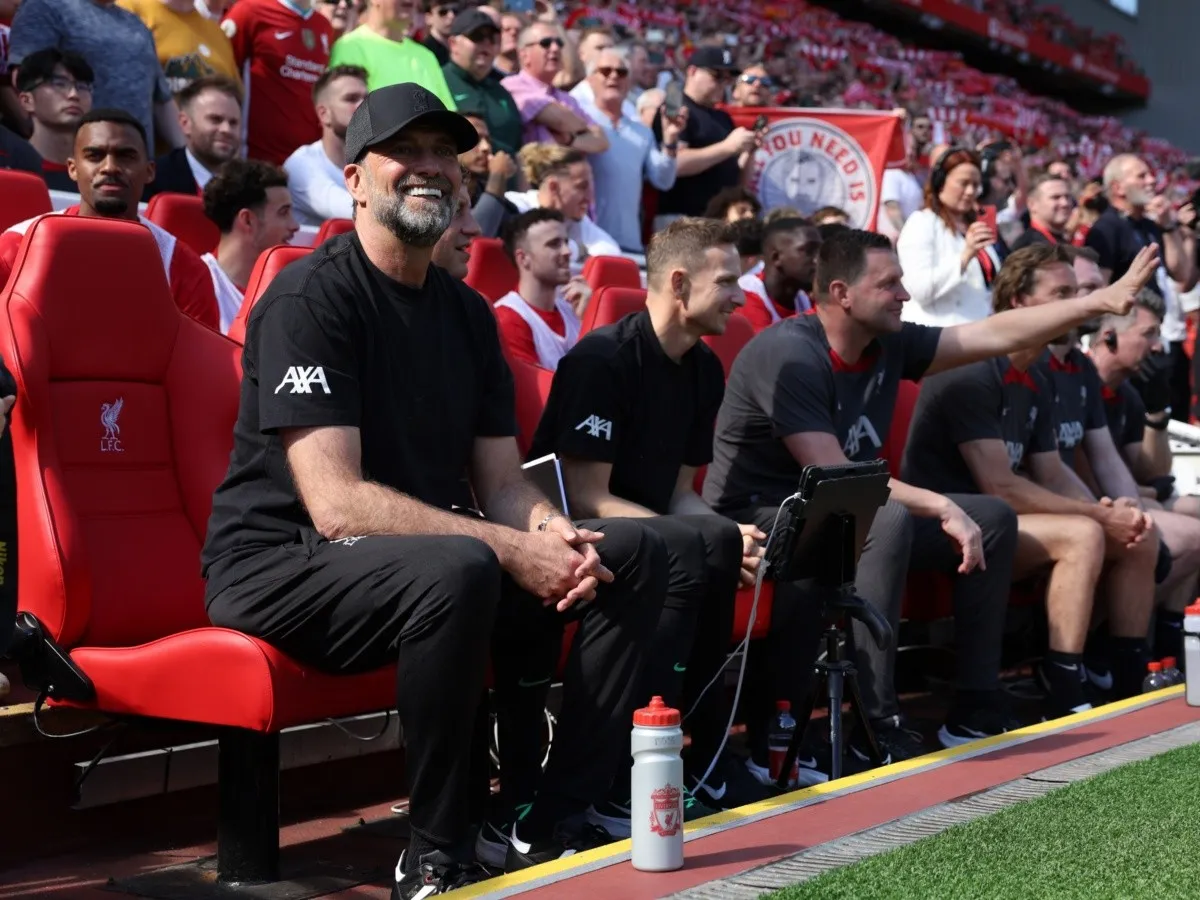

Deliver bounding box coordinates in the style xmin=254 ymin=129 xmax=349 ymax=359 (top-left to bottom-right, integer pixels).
xmin=762 ymin=464 xmax=892 ymax=789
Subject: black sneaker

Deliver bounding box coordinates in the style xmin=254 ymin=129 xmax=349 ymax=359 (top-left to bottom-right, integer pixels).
xmin=850 ymin=715 xmax=926 ymax=766
xmin=688 ymin=752 xmax=783 ymax=809
xmin=1036 ymin=660 xmax=1093 ymax=720
xmin=586 ymin=790 xmax=717 ymax=838
xmin=474 ymin=816 xmax=510 ymax=869
xmin=938 ymin=704 xmax=1022 ymax=749
xmin=505 ymin=820 xmax=614 ymax=871
xmin=391 ymin=849 xmax=489 ymax=899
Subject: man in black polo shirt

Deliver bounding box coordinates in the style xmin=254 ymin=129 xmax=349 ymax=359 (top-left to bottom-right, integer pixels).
xmin=902 ymin=243 xmax=1162 ymax=713
xmin=527 ymin=217 xmax=768 ymax=823
xmin=1086 ymin=153 xmax=1196 ymax=421
xmin=651 ymin=47 xmax=757 ymax=225
xmin=705 ymin=230 xmax=1157 ymax=764
xmin=1010 ymin=173 xmax=1073 ymax=252
xmin=200 ymin=84 xmax=669 ymax=897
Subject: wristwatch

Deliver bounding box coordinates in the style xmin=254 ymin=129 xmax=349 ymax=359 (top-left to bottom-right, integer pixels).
xmin=1146 ymin=409 xmax=1171 ymax=430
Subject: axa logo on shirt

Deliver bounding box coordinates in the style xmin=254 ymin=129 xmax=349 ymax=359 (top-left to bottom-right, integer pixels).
xmin=842 ymin=415 xmax=881 ymax=458
xmin=1006 ymin=440 xmax=1025 ymax=470
xmin=575 ymin=414 xmax=613 ymax=441
xmin=1057 ymin=420 xmax=1084 ymax=450
xmin=275 ymin=366 xmax=331 ymax=395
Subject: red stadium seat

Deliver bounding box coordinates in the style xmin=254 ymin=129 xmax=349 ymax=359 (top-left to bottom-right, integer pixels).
xmin=226 ymin=244 xmax=313 ymax=344
xmin=0 ymin=215 xmax=396 ymax=884
xmin=0 ymin=169 xmax=52 ymax=233
xmin=509 ymin=355 xmax=555 ymax=456
xmin=315 ymin=217 xmax=354 ymax=244
xmin=702 ymin=313 xmax=755 ymax=377
xmin=464 ymin=237 xmax=518 ymax=302
xmin=581 ymin=255 xmax=641 ymax=291
xmin=144 ymin=192 xmax=220 ymax=256
xmin=580 ymin=285 xmax=646 ymax=333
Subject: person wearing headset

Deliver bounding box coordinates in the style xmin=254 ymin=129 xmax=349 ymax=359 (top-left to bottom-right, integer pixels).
xmin=896 ymin=147 xmax=996 ymax=326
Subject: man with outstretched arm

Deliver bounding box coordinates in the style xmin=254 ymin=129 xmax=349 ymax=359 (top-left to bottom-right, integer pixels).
xmin=705 ymin=230 xmax=1159 ymax=771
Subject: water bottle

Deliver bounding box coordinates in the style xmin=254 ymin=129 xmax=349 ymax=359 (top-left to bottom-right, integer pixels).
xmin=767 ymin=700 xmax=798 ymax=786
xmin=630 ymin=696 xmax=684 ymax=872
xmin=1186 ymin=602 xmax=1200 ymax=707
xmin=1142 ymin=661 xmax=1169 ymax=693
xmin=1161 ymin=657 xmax=1183 ymax=687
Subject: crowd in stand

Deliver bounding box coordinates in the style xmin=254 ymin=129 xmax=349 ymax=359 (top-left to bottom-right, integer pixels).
xmin=2 ymin=1 xmax=1200 ymax=899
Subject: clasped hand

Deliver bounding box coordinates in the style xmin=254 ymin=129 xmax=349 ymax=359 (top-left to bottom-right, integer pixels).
xmin=510 ymin=517 xmax=613 ymax=612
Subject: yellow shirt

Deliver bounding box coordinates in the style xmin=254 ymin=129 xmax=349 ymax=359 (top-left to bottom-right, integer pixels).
xmin=117 ymin=0 xmax=240 ymax=94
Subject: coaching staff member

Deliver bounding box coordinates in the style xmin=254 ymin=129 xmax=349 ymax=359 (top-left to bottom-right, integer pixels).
xmin=200 ymin=83 xmax=668 ymax=898
xmin=527 ymin=217 xmax=767 ymax=830
xmin=704 ymin=230 xmax=1157 ymax=762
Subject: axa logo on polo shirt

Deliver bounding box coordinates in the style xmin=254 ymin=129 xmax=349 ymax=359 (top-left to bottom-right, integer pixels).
xmin=1057 ymin=419 xmax=1084 ymax=449
xmin=1006 ymin=440 xmax=1025 ymax=470
xmin=100 ymin=398 xmax=124 ymax=453
xmin=575 ymin=414 xmax=613 ymax=441
xmin=842 ymin=415 xmax=881 ymax=458
xmin=275 ymin=366 xmax=331 ymax=395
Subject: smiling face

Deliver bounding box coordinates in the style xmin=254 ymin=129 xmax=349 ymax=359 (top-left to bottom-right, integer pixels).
xmin=839 ymin=248 xmax=910 ymax=334
xmin=348 ymin=125 xmax=463 ymax=247
xmin=679 ymin=244 xmax=744 ymax=336
xmin=181 ymin=87 xmax=242 ymax=168
xmin=432 ymin=185 xmax=481 ymax=279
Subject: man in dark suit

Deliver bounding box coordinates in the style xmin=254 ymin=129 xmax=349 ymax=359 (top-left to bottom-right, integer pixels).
xmin=145 ymin=74 xmax=241 ymax=199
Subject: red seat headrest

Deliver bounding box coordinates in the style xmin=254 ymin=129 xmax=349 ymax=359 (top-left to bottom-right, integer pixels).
xmin=144 ymin=193 xmax=220 ymax=257
xmin=580 ymin=285 xmax=646 ymax=333
xmin=464 ymin=237 xmax=518 ymax=303
xmin=227 ymin=244 xmax=313 ymax=344
xmin=0 ymin=170 xmax=53 ymax=233
xmin=315 ymin=218 xmax=354 ymax=244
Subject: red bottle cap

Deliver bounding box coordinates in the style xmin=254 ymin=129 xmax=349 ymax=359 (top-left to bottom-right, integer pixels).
xmin=1163 ymin=657 xmax=1177 ymax=668
xmin=1148 ymin=661 xmax=1162 ymax=672
xmin=1188 ymin=602 xmax=1200 ymax=616
xmin=634 ymin=696 xmax=681 ymax=727
xmin=775 ymin=700 xmax=791 ymax=712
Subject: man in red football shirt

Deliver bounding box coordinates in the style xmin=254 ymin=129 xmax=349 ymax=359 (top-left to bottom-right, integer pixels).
xmin=735 ymin=216 xmax=820 ymax=333
xmin=0 ymin=108 xmax=219 ymax=330
xmin=221 ymin=0 xmax=333 ymax=164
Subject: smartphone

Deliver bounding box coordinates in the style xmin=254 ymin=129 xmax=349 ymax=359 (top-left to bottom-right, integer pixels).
xmin=753 ymin=114 xmax=769 ymax=132
xmin=663 ymin=80 xmax=683 ymax=120
xmin=980 ymin=205 xmax=997 ymax=234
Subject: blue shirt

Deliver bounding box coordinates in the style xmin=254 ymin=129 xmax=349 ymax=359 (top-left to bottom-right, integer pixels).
xmin=575 ymin=95 xmax=676 ymax=253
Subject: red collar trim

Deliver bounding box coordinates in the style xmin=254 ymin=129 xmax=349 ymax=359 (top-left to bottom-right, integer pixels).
xmin=1003 ymin=365 xmax=1038 ymax=390
xmin=829 ymin=342 xmax=880 ymax=373
xmin=1048 ymin=354 xmax=1079 ymax=373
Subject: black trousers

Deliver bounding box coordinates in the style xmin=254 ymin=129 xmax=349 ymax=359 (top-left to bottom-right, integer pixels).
xmin=732 ymin=494 xmax=1016 ymax=752
xmin=206 ymin=519 xmax=666 ymax=849
xmin=603 ymin=514 xmax=742 ymax=797
xmin=1167 ymin=340 xmax=1190 ymax=423
xmin=486 ymin=518 xmax=667 ymax=833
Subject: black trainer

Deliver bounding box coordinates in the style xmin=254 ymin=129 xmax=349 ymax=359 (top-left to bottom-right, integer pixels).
xmin=938 ymin=704 xmax=1022 ymax=749
xmin=473 ymin=815 xmax=511 ymax=869
xmin=505 ymin=819 xmax=614 ymax=871
xmin=688 ymin=752 xmax=783 ymax=808
xmin=391 ymin=849 xmax=489 ymax=899
xmin=850 ymin=715 xmax=926 ymax=766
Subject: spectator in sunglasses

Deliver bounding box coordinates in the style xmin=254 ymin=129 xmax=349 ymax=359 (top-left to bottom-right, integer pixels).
xmin=317 ymin=0 xmax=360 ymax=37
xmin=501 ymin=21 xmax=607 ymax=154
xmin=731 ymin=65 xmax=773 ymax=107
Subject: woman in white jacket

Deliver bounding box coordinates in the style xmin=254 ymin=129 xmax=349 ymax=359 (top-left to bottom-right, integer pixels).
xmin=897 ymin=147 xmax=997 ymax=325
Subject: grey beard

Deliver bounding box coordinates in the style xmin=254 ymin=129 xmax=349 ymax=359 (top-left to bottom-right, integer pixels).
xmin=373 ymin=191 xmax=456 ymax=248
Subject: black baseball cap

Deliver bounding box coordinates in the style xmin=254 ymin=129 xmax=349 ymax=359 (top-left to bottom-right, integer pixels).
xmin=689 ymin=46 xmax=740 ymax=72
xmin=344 ymin=82 xmax=479 ymax=164
xmin=450 ymin=8 xmax=499 ymax=37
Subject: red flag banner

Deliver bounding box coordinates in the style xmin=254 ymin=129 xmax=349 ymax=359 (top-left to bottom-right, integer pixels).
xmin=724 ymin=107 xmax=905 ymax=231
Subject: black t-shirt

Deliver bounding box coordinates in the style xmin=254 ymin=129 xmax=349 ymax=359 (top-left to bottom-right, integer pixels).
xmin=703 ymin=314 xmax=941 ymax=513
xmin=653 ymin=95 xmax=737 ymax=217
xmin=902 ymin=358 xmax=1057 ymax=495
xmin=201 ymin=233 xmax=516 ymax=583
xmin=0 ymin=125 xmax=42 ymax=175
xmin=1009 ymin=223 xmax=1063 ymax=253
xmin=1085 ymin=206 xmax=1166 ymax=297
xmin=1103 ymin=379 xmax=1146 ymax=449
xmin=528 ymin=310 xmax=725 ymax=515
xmin=1036 ymin=347 xmax=1107 ymax=466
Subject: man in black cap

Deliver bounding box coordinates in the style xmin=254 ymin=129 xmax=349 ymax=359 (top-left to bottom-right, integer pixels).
xmin=441 ymin=7 xmax=524 ymax=159
xmin=652 ymin=46 xmax=758 ymax=226
xmin=200 ymin=82 xmax=669 ymax=898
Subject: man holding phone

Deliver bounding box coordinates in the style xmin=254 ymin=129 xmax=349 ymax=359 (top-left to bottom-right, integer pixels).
xmin=652 ymin=47 xmax=757 ymax=228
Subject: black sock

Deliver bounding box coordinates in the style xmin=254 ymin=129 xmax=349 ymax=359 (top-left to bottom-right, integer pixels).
xmin=1110 ymin=637 xmax=1150 ymax=699
xmin=1155 ymin=612 xmax=1185 ymax=661
xmin=1041 ymin=650 xmax=1088 ymax=713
